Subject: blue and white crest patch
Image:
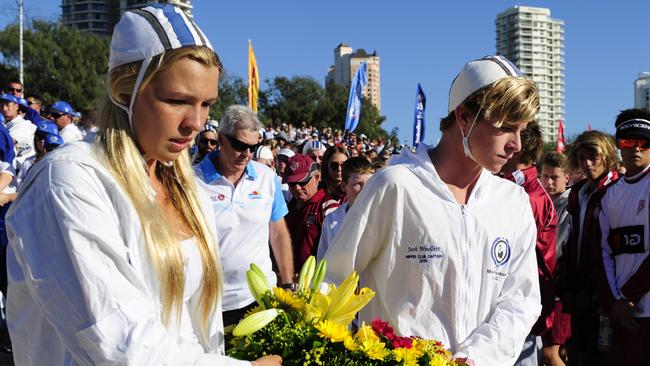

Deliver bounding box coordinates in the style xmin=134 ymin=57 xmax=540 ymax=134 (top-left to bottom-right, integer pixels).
xmin=491 ymin=237 xmax=511 ymax=267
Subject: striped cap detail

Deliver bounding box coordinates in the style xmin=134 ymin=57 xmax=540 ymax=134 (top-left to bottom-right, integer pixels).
xmin=448 ymin=55 xmax=525 ymax=113
xmin=109 ymin=4 xmax=213 ymax=71
xmin=616 ymin=118 xmax=650 ymax=139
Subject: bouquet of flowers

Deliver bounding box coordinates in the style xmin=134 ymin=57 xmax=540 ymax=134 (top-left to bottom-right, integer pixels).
xmin=227 ymin=256 xmax=468 ymax=366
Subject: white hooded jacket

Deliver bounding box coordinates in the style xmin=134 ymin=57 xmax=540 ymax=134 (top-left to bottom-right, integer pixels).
xmin=324 ymin=144 xmax=541 ymax=366
xmin=6 ymin=142 xmax=249 ymax=366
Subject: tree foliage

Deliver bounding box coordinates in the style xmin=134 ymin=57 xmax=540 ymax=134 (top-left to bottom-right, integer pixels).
xmin=257 ymin=76 xmax=387 ymax=139
xmin=0 ymin=20 xmax=109 ymax=109
xmin=210 ymin=74 xmax=247 ymax=120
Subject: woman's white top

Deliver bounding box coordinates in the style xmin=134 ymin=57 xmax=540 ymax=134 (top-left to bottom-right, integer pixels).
xmin=5 ymin=141 xmax=250 ymax=366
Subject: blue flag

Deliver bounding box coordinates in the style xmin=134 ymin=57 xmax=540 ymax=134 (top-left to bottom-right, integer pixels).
xmin=413 ymin=83 xmax=426 ymax=147
xmin=344 ymin=63 xmax=367 ymax=132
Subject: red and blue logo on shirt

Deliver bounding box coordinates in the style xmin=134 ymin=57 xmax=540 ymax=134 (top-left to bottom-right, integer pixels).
xmin=211 ymin=194 xmax=226 ymax=201
xmin=248 ymin=191 xmax=263 ymax=200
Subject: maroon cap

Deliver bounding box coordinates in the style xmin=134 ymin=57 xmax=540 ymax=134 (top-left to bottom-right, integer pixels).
xmin=284 ymin=154 xmax=318 ymax=183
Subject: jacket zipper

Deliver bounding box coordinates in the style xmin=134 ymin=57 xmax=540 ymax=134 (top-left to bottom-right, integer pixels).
xmin=460 ymin=204 xmax=469 ymax=337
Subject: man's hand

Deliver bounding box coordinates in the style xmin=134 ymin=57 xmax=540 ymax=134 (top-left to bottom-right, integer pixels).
xmin=610 ymin=299 xmax=641 ymax=333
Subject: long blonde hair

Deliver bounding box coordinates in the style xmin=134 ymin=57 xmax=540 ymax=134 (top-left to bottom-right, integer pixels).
xmin=97 ymin=46 xmax=223 ymax=338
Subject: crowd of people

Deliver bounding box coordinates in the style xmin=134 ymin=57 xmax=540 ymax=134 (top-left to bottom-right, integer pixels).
xmin=0 ymin=4 xmax=647 ymax=366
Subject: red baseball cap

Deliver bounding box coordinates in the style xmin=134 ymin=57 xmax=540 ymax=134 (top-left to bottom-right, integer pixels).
xmin=284 ymin=154 xmax=318 ymax=183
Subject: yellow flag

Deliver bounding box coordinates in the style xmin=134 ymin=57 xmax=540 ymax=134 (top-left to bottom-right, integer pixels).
xmin=248 ymin=40 xmax=259 ymax=112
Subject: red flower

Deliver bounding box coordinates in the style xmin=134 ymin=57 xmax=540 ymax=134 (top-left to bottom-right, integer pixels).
xmin=371 ymin=319 xmax=412 ymax=349
xmin=392 ymin=336 xmax=413 ymax=349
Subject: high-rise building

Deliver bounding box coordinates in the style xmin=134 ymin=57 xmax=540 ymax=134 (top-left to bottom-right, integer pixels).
xmin=496 ymin=6 xmax=565 ymax=143
xmin=326 ymin=43 xmax=381 ymax=112
xmin=62 ymin=0 xmax=193 ymax=36
xmin=61 ymin=0 xmax=109 ymax=36
xmin=635 ymin=72 xmax=650 ymax=109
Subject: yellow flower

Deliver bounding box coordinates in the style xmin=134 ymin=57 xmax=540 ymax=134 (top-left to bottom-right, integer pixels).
xmin=320 ymin=272 xmax=375 ymax=326
xmin=232 ymin=308 xmax=282 ymax=337
xmin=343 ymin=335 xmax=359 ymax=351
xmin=304 ymin=303 xmax=323 ymax=323
xmin=429 ymin=352 xmax=452 ymax=366
xmin=359 ymin=338 xmax=389 ymax=361
xmin=314 ymin=320 xmax=350 ymax=343
xmin=355 ymin=323 xmax=379 ymax=341
xmin=244 ymin=305 xmax=264 ymax=316
xmin=304 ymin=290 xmax=330 ymax=322
xmin=272 ymin=287 xmax=306 ymax=310
xmin=393 ymin=347 xmax=418 ymax=366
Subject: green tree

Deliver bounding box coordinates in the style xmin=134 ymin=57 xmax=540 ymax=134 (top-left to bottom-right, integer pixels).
xmin=259 ymin=76 xmax=324 ymax=126
xmin=0 ymin=20 xmax=109 ymax=109
xmin=210 ymin=74 xmax=247 ymax=120
xmin=257 ymin=76 xmax=387 ymax=139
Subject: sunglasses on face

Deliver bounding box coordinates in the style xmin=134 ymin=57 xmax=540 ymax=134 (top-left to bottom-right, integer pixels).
xmin=619 ymin=138 xmax=650 ymax=151
xmin=328 ymin=161 xmax=344 ymax=170
xmin=7 ymin=87 xmax=21 ymax=93
xmin=288 ymin=175 xmax=313 ymax=188
xmin=224 ymin=134 xmax=258 ymax=153
xmin=51 ymin=113 xmax=65 ymax=119
xmin=200 ymin=138 xmax=218 ymax=147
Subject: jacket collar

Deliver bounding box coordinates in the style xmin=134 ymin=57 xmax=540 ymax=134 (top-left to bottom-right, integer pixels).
xmin=623 ymin=164 xmax=650 ymax=184
xmin=389 ymin=143 xmax=492 ymax=204
xmin=197 ymin=150 xmax=257 ymax=184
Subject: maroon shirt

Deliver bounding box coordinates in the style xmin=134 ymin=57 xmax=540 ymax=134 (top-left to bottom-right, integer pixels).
xmin=286 ymin=188 xmax=339 ymax=270
xmin=506 ymin=166 xmax=558 ymax=340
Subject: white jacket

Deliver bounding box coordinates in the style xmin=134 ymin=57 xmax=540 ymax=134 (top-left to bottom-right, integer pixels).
xmin=324 ymin=145 xmax=541 ymax=366
xmin=6 ymin=142 xmax=249 ymax=366
xmin=5 ymin=114 xmax=35 ymax=164
xmin=599 ymin=167 xmax=650 ymax=316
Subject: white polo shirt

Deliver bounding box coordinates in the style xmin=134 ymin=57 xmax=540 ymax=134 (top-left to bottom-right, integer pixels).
xmin=194 ymin=152 xmax=288 ymax=311
xmin=59 ymin=123 xmax=84 ymax=143
xmin=317 ymin=202 xmax=348 ymax=261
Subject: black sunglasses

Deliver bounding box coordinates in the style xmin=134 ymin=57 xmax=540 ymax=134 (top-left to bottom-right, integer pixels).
xmin=7 ymin=87 xmax=21 ymax=93
xmin=51 ymin=113 xmax=65 ymax=119
xmin=288 ymin=175 xmax=314 ymax=188
xmin=200 ymin=138 xmax=218 ymax=147
xmin=328 ymin=161 xmax=344 ymax=170
xmin=224 ymin=134 xmax=258 ymax=153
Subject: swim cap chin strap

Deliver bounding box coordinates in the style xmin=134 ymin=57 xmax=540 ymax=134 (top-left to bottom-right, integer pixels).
xmin=461 ymin=106 xmax=481 ymax=163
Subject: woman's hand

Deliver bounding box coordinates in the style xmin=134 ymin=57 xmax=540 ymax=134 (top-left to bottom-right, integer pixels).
xmin=253 ymin=355 xmax=282 ymax=366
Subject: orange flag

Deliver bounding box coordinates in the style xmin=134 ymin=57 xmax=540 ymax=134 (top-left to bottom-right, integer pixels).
xmin=248 ymin=40 xmax=259 ymax=112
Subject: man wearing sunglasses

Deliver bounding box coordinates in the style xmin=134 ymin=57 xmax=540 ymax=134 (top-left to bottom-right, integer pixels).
xmin=48 ymin=100 xmax=83 ymax=143
xmin=25 ymin=96 xmax=41 ymax=113
xmin=192 ymin=124 xmax=218 ymax=165
xmin=5 ymin=81 xmax=23 ymax=98
xmin=598 ymin=108 xmax=650 ymax=366
xmin=283 ymin=154 xmax=339 ymax=270
xmin=194 ymin=105 xmax=293 ymax=327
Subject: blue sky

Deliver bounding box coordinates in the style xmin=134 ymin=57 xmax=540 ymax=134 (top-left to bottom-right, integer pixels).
xmin=2 ymin=1 xmax=649 ymax=145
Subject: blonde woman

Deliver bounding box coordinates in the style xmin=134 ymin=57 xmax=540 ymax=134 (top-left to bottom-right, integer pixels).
xmin=5 ymin=5 xmax=280 ymax=366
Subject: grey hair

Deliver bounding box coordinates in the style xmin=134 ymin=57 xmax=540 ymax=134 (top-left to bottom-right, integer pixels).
xmin=218 ymin=105 xmax=263 ymax=136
